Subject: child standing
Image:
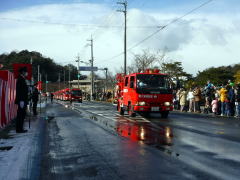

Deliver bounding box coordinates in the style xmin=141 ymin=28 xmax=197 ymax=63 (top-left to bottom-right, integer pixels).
xmin=211 ymin=98 xmax=218 ymax=115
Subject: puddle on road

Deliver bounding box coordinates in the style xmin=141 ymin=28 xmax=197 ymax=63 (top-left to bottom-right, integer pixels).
xmin=89 ymin=114 xmax=179 ymax=157
xmin=115 ymin=117 xmax=173 ymax=146
xmin=0 ymin=146 xmax=13 ymax=151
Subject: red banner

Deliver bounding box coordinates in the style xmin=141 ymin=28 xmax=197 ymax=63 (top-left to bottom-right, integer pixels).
xmin=0 ymin=70 xmax=17 ymax=129
xmin=13 ymin=63 xmax=32 ymax=80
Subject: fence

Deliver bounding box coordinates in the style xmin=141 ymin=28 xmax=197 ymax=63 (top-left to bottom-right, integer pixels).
xmin=0 ymin=70 xmax=17 ymax=129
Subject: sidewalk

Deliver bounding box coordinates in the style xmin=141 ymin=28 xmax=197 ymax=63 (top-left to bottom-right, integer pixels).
xmin=172 ymin=109 xmax=240 ymax=119
xmin=0 ymin=102 xmax=47 ymax=180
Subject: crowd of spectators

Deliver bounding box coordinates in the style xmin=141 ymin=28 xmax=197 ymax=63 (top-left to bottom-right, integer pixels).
xmin=173 ymin=80 xmax=240 ymax=117
xmin=83 ymin=91 xmax=113 ymax=101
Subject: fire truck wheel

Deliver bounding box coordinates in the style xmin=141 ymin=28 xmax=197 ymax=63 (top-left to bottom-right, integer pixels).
xmin=128 ymin=104 xmax=136 ymax=117
xmin=161 ymin=111 xmax=169 ymax=118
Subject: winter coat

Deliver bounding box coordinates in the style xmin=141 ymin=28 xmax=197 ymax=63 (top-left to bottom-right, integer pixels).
xmin=187 ymin=91 xmax=194 ymax=100
xmin=228 ymin=88 xmax=235 ymax=103
xmin=219 ymin=88 xmax=227 ymax=103
xmin=235 ymin=88 xmax=240 ymax=102
xmin=193 ymin=87 xmax=201 ymax=102
xmin=15 ymin=75 xmax=28 ymax=104
xmin=32 ymin=87 xmax=39 ymax=102
xmin=211 ymin=99 xmax=218 ymax=112
xmin=179 ymin=90 xmax=187 ymax=106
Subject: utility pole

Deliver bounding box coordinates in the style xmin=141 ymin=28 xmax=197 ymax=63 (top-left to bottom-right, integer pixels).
xmin=68 ymin=65 xmax=71 ymax=89
xmin=37 ymin=65 xmax=40 ymax=83
xmin=76 ymin=54 xmax=80 ymax=89
xmin=30 ymin=56 xmax=33 ymax=86
xmin=58 ymin=73 xmax=61 ymax=90
xmin=63 ymin=69 xmax=65 ymax=88
xmin=117 ymin=0 xmax=127 ymax=75
xmin=104 ymin=68 xmax=108 ymax=93
xmin=40 ymin=73 xmax=42 ymax=114
xmin=38 ymin=65 xmax=40 ymax=109
xmin=87 ymin=36 xmax=94 ymax=101
xmin=45 ymin=74 xmax=48 ymax=93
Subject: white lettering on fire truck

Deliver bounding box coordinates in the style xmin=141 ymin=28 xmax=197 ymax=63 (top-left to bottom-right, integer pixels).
xmin=139 ymin=95 xmax=158 ymax=98
xmin=123 ymin=89 xmax=128 ymax=93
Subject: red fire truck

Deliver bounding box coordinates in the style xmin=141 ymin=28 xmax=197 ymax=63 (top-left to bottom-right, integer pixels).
xmin=54 ymin=88 xmax=82 ymax=103
xmin=62 ymin=88 xmax=70 ymax=101
xmin=116 ymin=69 xmax=173 ymax=118
xmin=69 ymin=88 xmax=83 ymax=103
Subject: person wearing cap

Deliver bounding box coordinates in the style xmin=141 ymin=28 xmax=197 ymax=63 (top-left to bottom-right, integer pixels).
xmin=15 ymin=66 xmax=29 ymax=133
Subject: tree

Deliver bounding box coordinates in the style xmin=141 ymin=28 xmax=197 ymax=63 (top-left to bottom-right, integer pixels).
xmin=195 ymin=66 xmax=236 ymax=86
xmin=64 ymin=64 xmax=78 ymax=82
xmin=161 ymin=61 xmax=193 ymax=88
xmin=0 ymin=50 xmax=73 ymax=83
xmin=133 ymin=50 xmax=157 ymax=72
xmin=161 ymin=61 xmax=192 ymax=80
xmin=234 ymin=70 xmax=240 ymax=84
xmin=123 ymin=49 xmax=163 ymax=74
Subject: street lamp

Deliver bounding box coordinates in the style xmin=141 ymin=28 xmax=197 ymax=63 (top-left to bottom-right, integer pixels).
xmin=68 ymin=65 xmax=71 ymax=89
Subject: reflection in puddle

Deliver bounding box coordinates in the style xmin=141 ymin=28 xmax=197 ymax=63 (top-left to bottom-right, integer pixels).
xmin=116 ymin=116 xmax=173 ymax=146
xmin=88 ymin=113 xmax=174 ymax=154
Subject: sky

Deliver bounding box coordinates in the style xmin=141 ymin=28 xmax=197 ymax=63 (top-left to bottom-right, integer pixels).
xmin=0 ymin=0 xmax=240 ymax=76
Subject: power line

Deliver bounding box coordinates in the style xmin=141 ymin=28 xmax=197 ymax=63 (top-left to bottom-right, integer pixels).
xmin=0 ymin=17 xmax=161 ymax=29
xmin=100 ymin=0 xmax=214 ymax=63
xmin=90 ymin=3 xmax=119 ymax=40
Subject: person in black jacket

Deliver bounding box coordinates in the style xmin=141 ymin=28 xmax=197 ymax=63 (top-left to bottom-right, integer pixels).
xmin=32 ymin=83 xmax=39 ymax=115
xmin=228 ymin=85 xmax=235 ymax=116
xmin=15 ymin=67 xmax=29 ymax=133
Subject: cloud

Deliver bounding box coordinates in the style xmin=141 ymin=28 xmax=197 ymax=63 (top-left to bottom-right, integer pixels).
xmin=0 ymin=2 xmax=239 ymax=76
xmin=127 ymin=9 xmax=194 ymax=52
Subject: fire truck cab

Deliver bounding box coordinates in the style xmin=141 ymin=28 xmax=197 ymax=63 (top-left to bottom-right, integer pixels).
xmin=116 ymin=69 xmax=173 ymax=118
xmin=70 ymin=88 xmax=83 ymax=103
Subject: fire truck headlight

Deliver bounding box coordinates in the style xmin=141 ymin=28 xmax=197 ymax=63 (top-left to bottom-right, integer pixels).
xmin=138 ymin=101 xmax=146 ymax=106
xmin=164 ymin=102 xmax=171 ymax=106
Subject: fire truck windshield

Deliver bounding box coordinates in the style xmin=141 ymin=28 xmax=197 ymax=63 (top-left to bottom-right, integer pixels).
xmin=136 ymin=74 xmax=171 ymax=94
xmin=71 ymin=90 xmax=82 ymax=96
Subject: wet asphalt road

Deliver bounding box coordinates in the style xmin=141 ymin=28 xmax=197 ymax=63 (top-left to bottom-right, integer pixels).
xmin=39 ymin=101 xmax=240 ymax=180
